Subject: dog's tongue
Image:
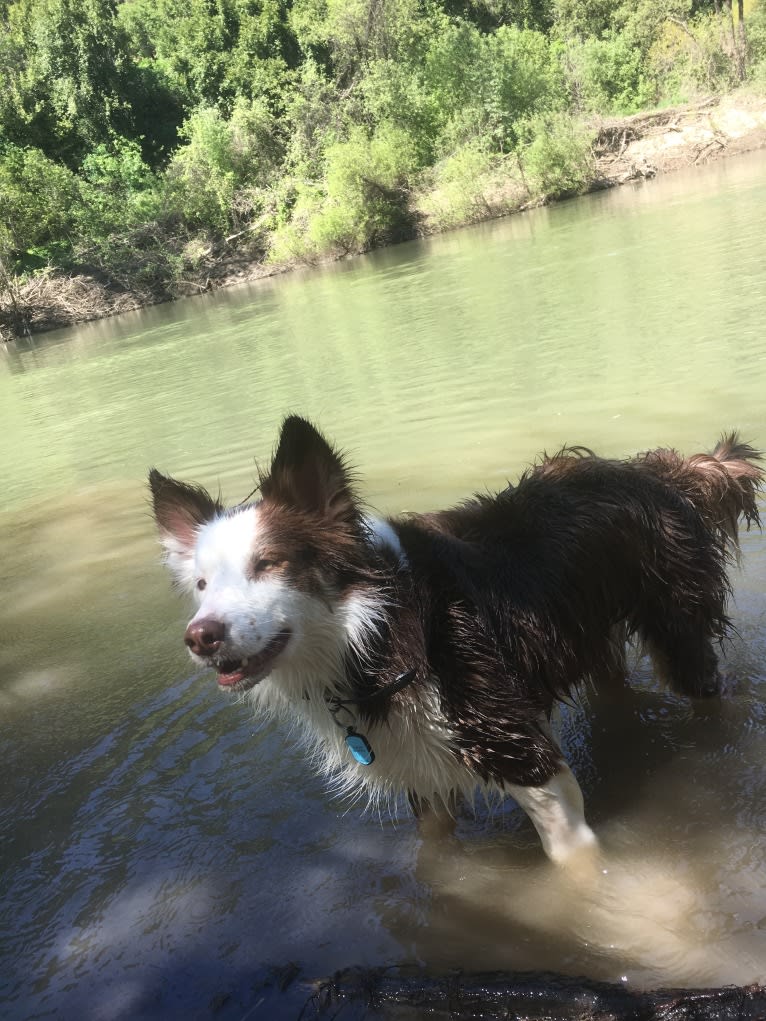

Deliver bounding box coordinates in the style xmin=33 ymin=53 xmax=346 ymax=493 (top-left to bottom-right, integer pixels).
xmin=217 ymin=667 xmax=245 ymax=687
xmin=214 ymin=633 xmax=291 ymax=690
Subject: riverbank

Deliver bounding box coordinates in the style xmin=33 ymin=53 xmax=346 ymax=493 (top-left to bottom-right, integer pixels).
xmin=3 ymin=92 xmax=766 ymax=341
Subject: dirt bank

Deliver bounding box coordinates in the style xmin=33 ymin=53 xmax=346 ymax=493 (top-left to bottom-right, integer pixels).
xmin=3 ymin=93 xmax=766 ymax=341
xmin=592 ymin=93 xmax=766 ymax=184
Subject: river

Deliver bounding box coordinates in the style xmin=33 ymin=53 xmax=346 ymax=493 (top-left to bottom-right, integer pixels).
xmin=1 ymin=151 xmax=765 ymax=1020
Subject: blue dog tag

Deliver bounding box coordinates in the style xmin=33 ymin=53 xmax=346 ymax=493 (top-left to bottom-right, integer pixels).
xmin=345 ymin=730 xmax=375 ymax=765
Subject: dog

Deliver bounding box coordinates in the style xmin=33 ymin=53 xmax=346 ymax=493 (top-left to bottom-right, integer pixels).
xmin=149 ymin=417 xmax=762 ymax=862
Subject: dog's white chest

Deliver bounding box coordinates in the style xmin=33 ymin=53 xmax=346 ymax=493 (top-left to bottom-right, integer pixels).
xmin=252 ymin=674 xmax=472 ymax=809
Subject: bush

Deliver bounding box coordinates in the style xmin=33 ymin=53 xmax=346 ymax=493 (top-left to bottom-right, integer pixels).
xmin=269 ymin=122 xmax=419 ymax=260
xmin=267 ymin=182 xmax=325 ymax=263
xmin=281 ymin=58 xmax=346 ymax=179
xmin=646 ymin=11 xmax=751 ymax=100
xmin=517 ymin=112 xmax=595 ymax=198
xmin=360 ymin=59 xmax=441 ymax=164
xmin=417 ymin=142 xmax=507 ymax=230
xmin=162 ymin=100 xmax=282 ymax=234
xmin=0 ymin=145 xmax=81 ymax=267
xmin=424 ymin=21 xmax=565 ymax=151
xmin=565 ymin=34 xmax=657 ymax=113
xmin=747 ymin=2 xmax=766 ymax=84
xmin=485 ymin=25 xmax=567 ymax=139
xmin=76 ymin=138 xmax=159 ymax=239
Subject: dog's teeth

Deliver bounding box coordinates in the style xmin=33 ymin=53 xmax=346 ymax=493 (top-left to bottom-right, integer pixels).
xmin=241 ymin=659 xmax=248 ymax=668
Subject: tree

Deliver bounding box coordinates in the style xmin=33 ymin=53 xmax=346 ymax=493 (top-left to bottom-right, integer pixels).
xmin=0 ymin=0 xmax=139 ymax=164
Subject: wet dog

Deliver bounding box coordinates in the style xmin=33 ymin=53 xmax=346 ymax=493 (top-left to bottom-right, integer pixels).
xmin=149 ymin=418 xmax=762 ymax=861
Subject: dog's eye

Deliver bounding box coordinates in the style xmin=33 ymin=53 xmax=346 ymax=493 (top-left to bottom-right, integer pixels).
xmin=196 ymin=579 xmax=207 ymax=591
xmin=254 ymin=558 xmax=277 ymax=574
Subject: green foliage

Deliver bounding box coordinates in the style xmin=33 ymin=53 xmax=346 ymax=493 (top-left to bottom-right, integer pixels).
xmin=0 ymin=0 xmax=139 ymax=164
xmin=746 ymin=2 xmax=766 ymax=84
xmin=646 ymin=10 xmax=750 ymax=98
xmin=553 ymin=0 xmax=693 ymax=47
xmin=416 ymin=141 xmax=524 ymax=230
xmin=517 ymin=111 xmax=594 ymax=198
xmin=551 ymin=0 xmax=613 ymax=39
xmin=118 ymin=0 xmax=296 ymax=111
xmin=77 ymin=139 xmax=158 ymax=237
xmin=160 ymin=100 xmax=284 ymax=236
xmin=425 ymin=21 xmax=565 ymax=150
xmin=445 ymin=0 xmax=555 ymax=33
xmin=280 ymin=58 xmax=345 ymax=178
xmin=270 ymin=122 xmax=419 ymax=259
xmin=565 ymin=34 xmax=657 ymax=113
xmin=0 ymin=0 xmax=759 ymax=307
xmin=359 ymin=59 xmax=441 ymax=164
xmin=291 ymin=0 xmax=428 ymax=78
xmin=164 ymin=108 xmax=239 ymax=232
xmin=319 ymin=121 xmax=419 ymax=245
xmin=0 ymin=144 xmax=80 ymax=266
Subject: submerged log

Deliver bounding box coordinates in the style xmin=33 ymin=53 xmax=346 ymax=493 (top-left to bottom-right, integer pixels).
xmin=305 ymin=966 xmax=766 ymax=1020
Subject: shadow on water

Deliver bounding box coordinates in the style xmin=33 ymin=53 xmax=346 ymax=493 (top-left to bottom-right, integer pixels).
xmin=0 ymin=668 xmax=410 ymax=1019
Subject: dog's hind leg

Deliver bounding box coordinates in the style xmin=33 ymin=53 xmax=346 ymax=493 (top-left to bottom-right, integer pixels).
xmin=642 ymin=616 xmax=722 ymax=698
xmin=506 ymin=763 xmax=598 ymax=864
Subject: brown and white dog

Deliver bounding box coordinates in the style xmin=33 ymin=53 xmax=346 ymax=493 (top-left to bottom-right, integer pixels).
xmin=149 ymin=417 xmax=762 ymax=862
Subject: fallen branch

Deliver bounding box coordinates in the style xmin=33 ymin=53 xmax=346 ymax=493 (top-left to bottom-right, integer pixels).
xmin=694 ymin=141 xmax=725 ymax=164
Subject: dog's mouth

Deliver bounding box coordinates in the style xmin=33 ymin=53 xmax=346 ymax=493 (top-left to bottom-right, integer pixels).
xmin=215 ymin=631 xmax=291 ymax=693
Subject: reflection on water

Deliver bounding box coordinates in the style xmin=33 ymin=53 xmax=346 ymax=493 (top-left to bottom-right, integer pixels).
xmin=1 ymin=151 xmax=766 ymax=1019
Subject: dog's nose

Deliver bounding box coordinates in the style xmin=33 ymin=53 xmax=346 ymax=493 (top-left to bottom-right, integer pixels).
xmin=184 ymin=617 xmax=226 ymax=656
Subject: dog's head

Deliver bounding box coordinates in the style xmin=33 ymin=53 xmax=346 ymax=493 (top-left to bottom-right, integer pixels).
xmin=149 ymin=416 xmax=378 ymax=694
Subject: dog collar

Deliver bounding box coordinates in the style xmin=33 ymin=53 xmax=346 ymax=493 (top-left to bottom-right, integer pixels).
xmin=325 ymin=669 xmax=418 ymax=766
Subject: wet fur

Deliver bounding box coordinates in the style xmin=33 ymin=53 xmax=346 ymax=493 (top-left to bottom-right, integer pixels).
xmin=149 ymin=419 xmax=762 ymax=836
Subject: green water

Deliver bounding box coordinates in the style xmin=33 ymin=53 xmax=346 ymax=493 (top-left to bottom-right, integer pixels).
xmin=1 ymin=152 xmax=765 ymax=1020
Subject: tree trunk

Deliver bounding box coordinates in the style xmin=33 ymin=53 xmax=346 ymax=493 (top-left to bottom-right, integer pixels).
xmin=737 ymin=0 xmax=747 ymax=80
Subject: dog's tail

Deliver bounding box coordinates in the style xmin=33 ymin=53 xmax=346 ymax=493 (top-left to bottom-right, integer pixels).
xmin=641 ymin=432 xmax=762 ymax=552
xmin=655 ymin=433 xmax=762 ymax=554
xmin=691 ymin=433 xmax=762 ymax=542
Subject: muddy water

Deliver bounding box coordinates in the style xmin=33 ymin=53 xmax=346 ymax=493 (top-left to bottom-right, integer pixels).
xmin=2 ymin=151 xmax=766 ymax=1020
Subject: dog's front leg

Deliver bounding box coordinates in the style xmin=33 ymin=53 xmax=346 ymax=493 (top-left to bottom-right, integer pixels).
xmin=506 ymin=763 xmax=598 ymax=864
xmin=408 ymin=790 xmax=458 ymax=838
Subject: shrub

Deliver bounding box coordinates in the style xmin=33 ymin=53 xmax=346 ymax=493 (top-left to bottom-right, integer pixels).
xmin=269 ymin=122 xmax=419 ymax=260
xmin=417 ymin=142 xmax=503 ymax=230
xmin=424 ymin=21 xmax=565 ymax=151
xmin=360 ymin=59 xmax=441 ymax=164
xmin=747 ymin=2 xmax=766 ymax=84
xmin=517 ymin=112 xmax=595 ymax=198
xmin=485 ymin=25 xmax=567 ymax=138
xmin=646 ymin=11 xmax=751 ymax=100
xmin=267 ymin=182 xmax=326 ymax=263
xmin=564 ymin=34 xmax=657 ymax=113
xmin=76 ymin=138 xmax=159 ymax=239
xmin=0 ymin=145 xmax=81 ymax=267
xmin=281 ymin=58 xmax=346 ymax=179
xmin=164 ymin=107 xmax=238 ymax=232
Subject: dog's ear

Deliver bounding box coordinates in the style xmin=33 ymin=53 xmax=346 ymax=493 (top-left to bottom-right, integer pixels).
xmin=148 ymin=469 xmax=221 ymax=583
xmin=261 ymin=416 xmax=358 ymax=526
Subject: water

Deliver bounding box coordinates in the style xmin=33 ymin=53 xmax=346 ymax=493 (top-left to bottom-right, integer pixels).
xmin=2 ymin=151 xmax=766 ymax=1020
